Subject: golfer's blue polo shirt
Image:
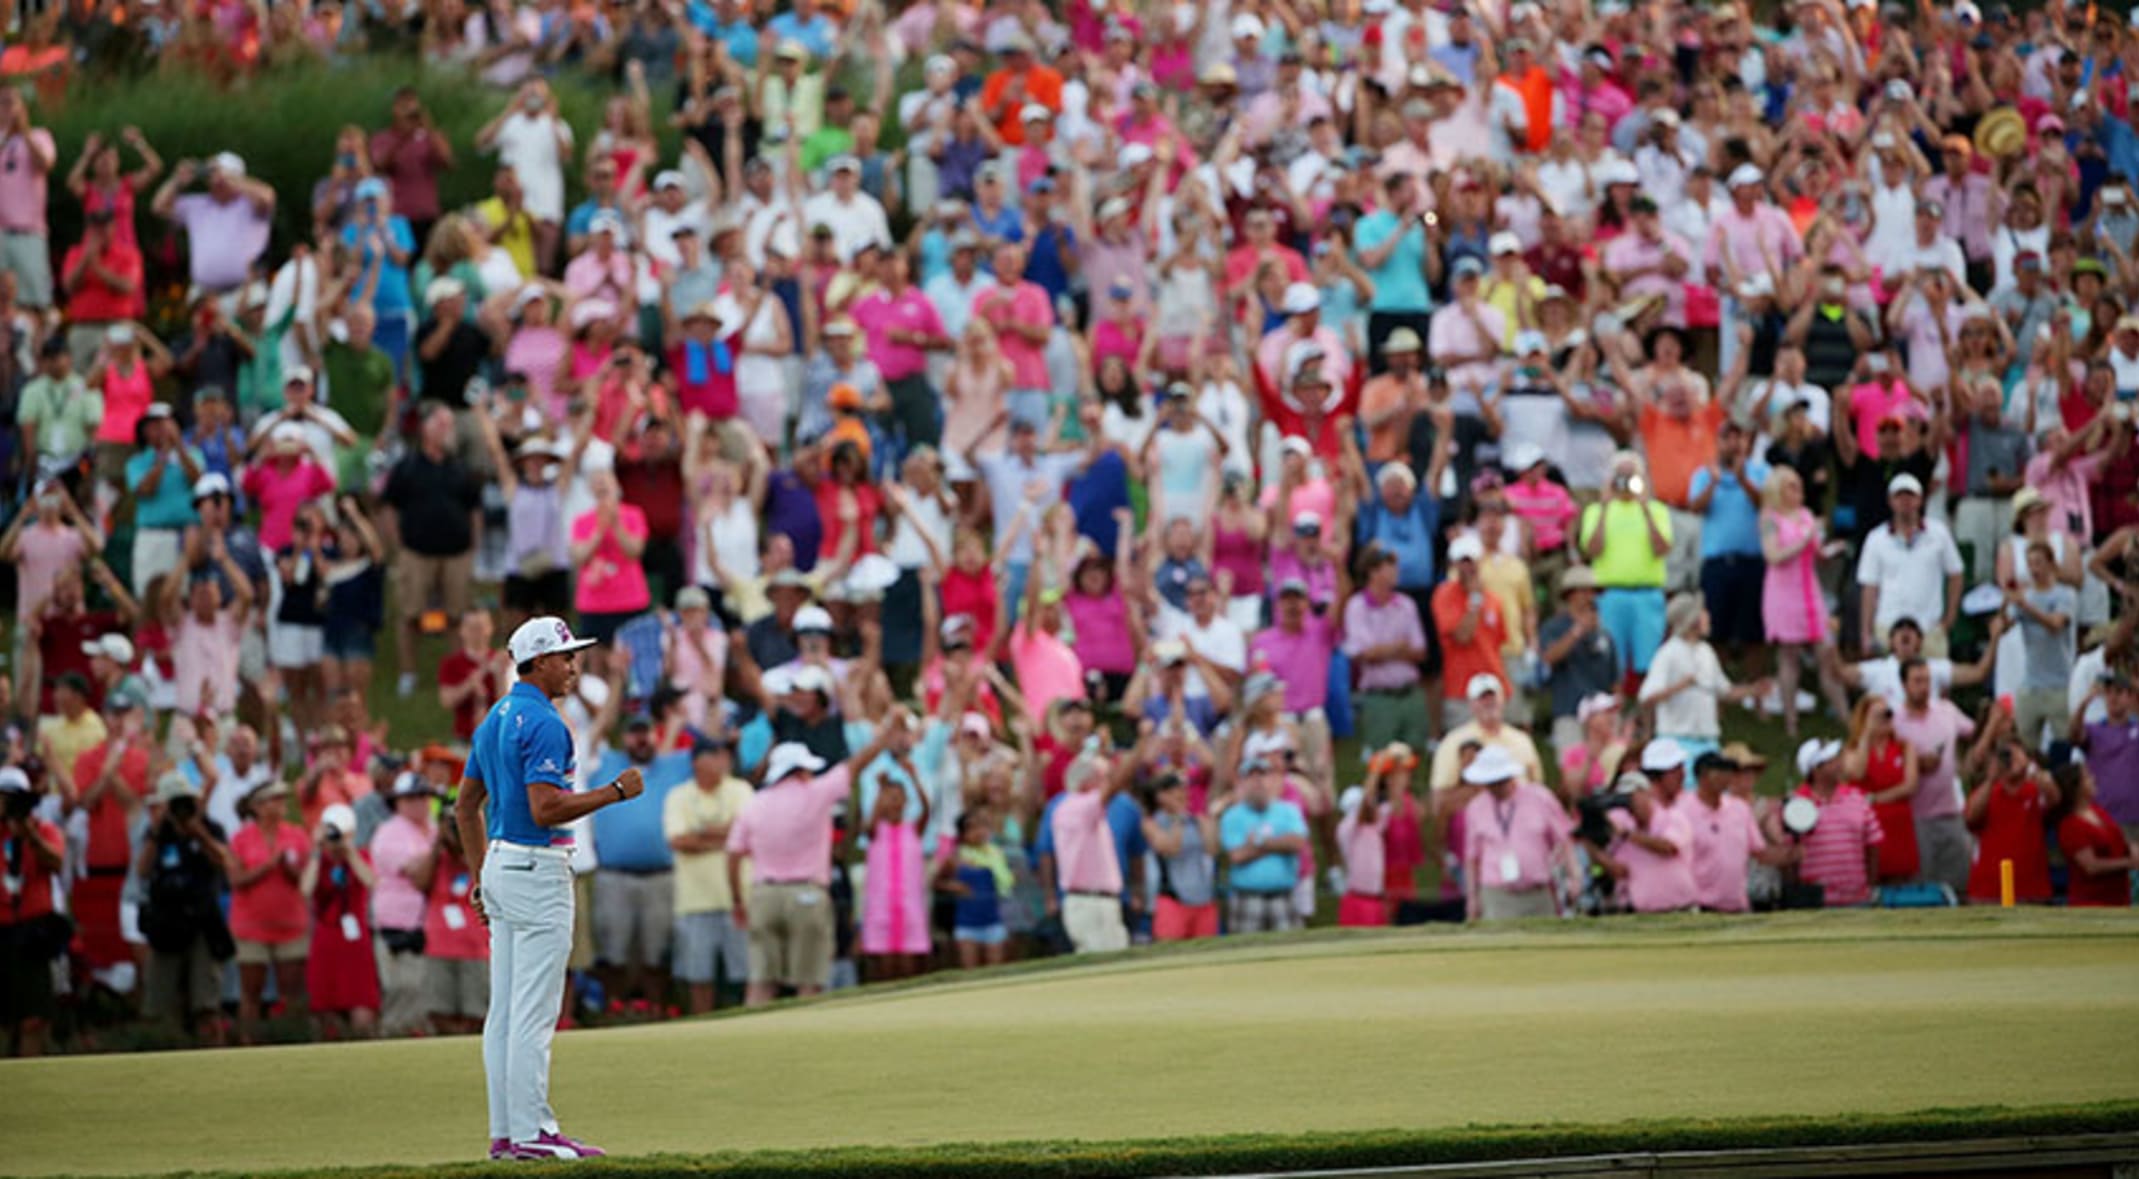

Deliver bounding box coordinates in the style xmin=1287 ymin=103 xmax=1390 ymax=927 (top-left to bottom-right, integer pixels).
xmin=472 ymin=682 xmax=577 ymax=849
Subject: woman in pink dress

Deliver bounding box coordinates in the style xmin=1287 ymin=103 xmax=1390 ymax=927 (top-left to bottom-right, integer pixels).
xmin=1759 ymin=466 xmax=1827 ymax=738
xmin=860 ymin=777 xmax=932 ymax=981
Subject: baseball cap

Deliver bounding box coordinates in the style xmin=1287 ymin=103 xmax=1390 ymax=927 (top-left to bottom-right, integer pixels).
xmin=675 ymin=586 xmax=712 ymax=612
xmin=507 ymin=617 xmax=598 ymax=665
xmin=192 ymin=472 xmax=233 ymax=501
xmin=154 ymin=771 xmax=200 ymax=805
xmin=1447 ymin=534 xmax=1485 ymax=562
xmin=320 ymin=803 xmax=358 ymax=838
xmin=1639 ymin=738 xmax=1688 ymax=774
xmin=793 ymin=605 xmax=835 ymax=634
xmin=1795 ymin=737 xmax=1843 ymax=777
xmin=1887 ymin=473 xmax=1925 ymax=497
xmin=1464 ymin=673 xmax=1504 ymax=701
xmin=1383 ymin=327 xmax=1422 ymax=354
xmin=1450 ymin=256 xmax=1486 ymax=280
xmin=1576 ymin=692 xmax=1618 ymax=722
xmin=1489 ymin=232 xmax=1523 ymax=256
xmin=765 ymin=742 xmax=827 ymax=784
xmin=83 ymin=634 xmax=136 ymax=664
xmin=652 ymin=170 xmax=686 ymax=191
xmin=1460 ymin=744 xmax=1522 ymax=786
xmin=0 ymin=767 xmax=29 ymax=796
xmin=1280 ymin=282 xmax=1322 ymax=315
xmin=1727 ymin=164 xmax=1764 ymax=189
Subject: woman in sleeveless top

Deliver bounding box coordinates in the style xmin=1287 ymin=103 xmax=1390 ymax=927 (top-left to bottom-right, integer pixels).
xmin=1210 ymin=480 xmax=1268 ymax=632
xmin=728 ymin=265 xmax=795 ymax=448
xmin=944 ymin=319 xmax=1013 ymax=460
xmin=1844 ymin=694 xmax=1920 ymax=883
xmin=1760 ymin=467 xmax=1833 ymax=738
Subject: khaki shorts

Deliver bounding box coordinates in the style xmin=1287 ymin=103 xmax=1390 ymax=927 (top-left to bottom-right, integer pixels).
xmin=144 ymin=942 xmax=224 ymax=1019
xmin=395 ymin=550 xmax=474 ymax=622
xmin=745 ymin=881 xmax=833 ymax=989
xmin=234 ymin=938 xmax=308 ymax=967
xmin=425 ymin=955 xmax=490 ymax=1018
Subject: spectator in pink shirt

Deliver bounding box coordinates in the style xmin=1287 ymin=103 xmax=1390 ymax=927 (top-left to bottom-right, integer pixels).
xmin=1676 ymin=751 xmax=1790 ymax=913
xmin=1788 ymin=738 xmax=1884 ymax=907
xmin=364 ymin=775 xmax=438 ymax=1036
xmin=1050 ymin=751 xmax=1134 ymax=953
xmin=849 ymin=249 xmax=952 ymax=449
xmin=1460 ymin=745 xmax=1573 ymax=921
xmin=726 ymin=726 xmax=897 ymax=1006
xmin=970 ymin=242 xmax=1054 ymax=425
xmin=1590 ymin=740 xmax=1699 ymax=913
xmin=240 ymin=427 xmax=336 ymax=551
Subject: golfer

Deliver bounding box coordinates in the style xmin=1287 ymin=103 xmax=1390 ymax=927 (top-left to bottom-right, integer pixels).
xmin=454 ymin=617 xmax=645 ymax=1161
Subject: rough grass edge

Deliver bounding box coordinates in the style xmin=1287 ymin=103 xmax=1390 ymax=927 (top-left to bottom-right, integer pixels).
xmin=91 ymin=1102 xmax=2139 ymax=1179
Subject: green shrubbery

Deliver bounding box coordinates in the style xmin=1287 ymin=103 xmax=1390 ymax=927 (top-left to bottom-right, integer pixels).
xmin=40 ymin=56 xmax=674 ymax=262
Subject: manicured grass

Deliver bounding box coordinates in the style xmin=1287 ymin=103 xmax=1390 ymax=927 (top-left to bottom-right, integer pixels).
xmin=6 ymin=911 xmax=2135 ymax=1178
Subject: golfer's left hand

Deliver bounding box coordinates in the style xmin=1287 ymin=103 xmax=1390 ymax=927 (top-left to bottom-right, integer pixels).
xmin=471 ymin=885 xmax=488 ymax=926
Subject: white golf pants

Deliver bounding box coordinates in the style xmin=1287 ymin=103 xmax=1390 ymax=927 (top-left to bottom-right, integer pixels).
xmin=482 ymin=842 xmax=574 ymax=1144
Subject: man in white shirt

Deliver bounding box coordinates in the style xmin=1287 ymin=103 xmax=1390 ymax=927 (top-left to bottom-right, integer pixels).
xmin=1639 ymin=593 xmax=1766 ymax=757
xmin=1158 ymin=572 xmax=1248 ymax=704
xmin=476 ymin=79 xmax=574 ymax=270
xmin=245 ymin=366 xmax=355 ymax=470
xmin=1856 ymin=473 xmax=1965 ymax=658
xmin=1825 ymin=614 xmax=2001 ymax=708
xmin=801 ymin=156 xmax=890 ymax=265
xmin=737 ymin=156 xmax=801 ymax=269
xmin=640 ymin=171 xmax=711 ymax=269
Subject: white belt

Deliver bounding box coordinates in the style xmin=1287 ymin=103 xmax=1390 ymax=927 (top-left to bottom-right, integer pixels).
xmin=489 ymin=840 xmax=573 ymax=860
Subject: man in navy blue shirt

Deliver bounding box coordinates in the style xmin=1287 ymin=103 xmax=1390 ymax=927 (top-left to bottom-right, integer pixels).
xmin=455 ymin=617 xmax=644 ymax=1162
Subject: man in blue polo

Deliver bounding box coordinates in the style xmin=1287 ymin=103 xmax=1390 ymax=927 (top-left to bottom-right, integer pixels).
xmin=454 ymin=617 xmax=644 ymax=1162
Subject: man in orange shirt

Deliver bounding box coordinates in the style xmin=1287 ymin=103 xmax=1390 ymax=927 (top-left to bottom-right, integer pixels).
xmin=1357 ymin=327 xmax=1426 ymax=465
xmin=1430 ymin=534 xmax=1509 ymax=728
xmin=1632 ymin=357 xmax=1724 ymax=593
xmin=978 ymin=34 xmax=1062 ymax=148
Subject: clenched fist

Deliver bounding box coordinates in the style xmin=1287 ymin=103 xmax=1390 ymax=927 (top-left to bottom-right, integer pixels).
xmin=612 ymin=768 xmax=646 ymax=800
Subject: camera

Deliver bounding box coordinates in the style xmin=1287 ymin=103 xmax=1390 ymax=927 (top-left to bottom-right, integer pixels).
xmin=1573 ymin=791 xmax=1631 ymax=848
xmin=3 ymin=788 xmax=34 ymax=820
xmin=167 ymin=795 xmax=199 ymax=823
xmin=326 ymin=827 xmax=345 ymax=843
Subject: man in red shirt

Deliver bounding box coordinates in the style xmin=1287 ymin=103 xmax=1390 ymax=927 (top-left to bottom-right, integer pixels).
xmin=27 ymin=560 xmax=137 ymax=715
xmin=370 ymin=87 xmax=455 ymax=248
xmin=438 ymin=607 xmax=510 ymax=742
xmin=60 ymin=207 xmax=144 ymax=363
xmin=1 ymin=766 xmax=66 ymax=1055
xmin=615 ymin=416 xmax=688 ymax=605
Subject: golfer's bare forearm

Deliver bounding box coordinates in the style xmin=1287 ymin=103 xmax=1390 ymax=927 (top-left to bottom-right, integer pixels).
xmin=455 ymin=779 xmax=489 ymax=875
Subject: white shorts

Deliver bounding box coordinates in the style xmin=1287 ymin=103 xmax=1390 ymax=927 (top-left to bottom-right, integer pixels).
xmin=268 ymin=623 xmax=325 ymax=670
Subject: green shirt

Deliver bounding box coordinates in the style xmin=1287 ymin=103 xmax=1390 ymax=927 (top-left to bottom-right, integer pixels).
xmin=322 ymin=339 xmax=395 ymax=439
xmin=800 ymin=127 xmax=855 ymax=175
xmin=18 ymin=374 xmax=102 ymax=459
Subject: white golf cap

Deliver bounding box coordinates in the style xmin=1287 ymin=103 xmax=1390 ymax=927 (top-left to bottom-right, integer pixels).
xmin=1639 ymin=738 xmax=1687 ymax=774
xmin=209 ymin=151 xmax=246 ymax=177
xmin=793 ymin=604 xmax=835 ymax=634
xmin=1727 ymin=164 xmax=1764 ymax=189
xmin=320 ymin=803 xmax=358 ymax=838
xmin=1505 ymin=442 xmax=1546 ymax=473
xmin=1887 ymin=473 xmax=1924 ymax=497
xmin=1795 ymin=737 xmax=1844 ymax=777
xmin=105 ymin=323 xmax=135 ymax=345
xmin=925 ymin=53 xmax=955 ymax=75
xmin=507 ymin=616 xmax=599 ymax=665
xmin=426 ymin=275 xmax=467 ymax=304
xmin=1230 ymin=12 xmax=1264 ymax=37
xmin=1280 ymin=282 xmax=1322 ymax=315
xmin=789 ymin=664 xmax=834 ymax=694
xmin=284 ymin=364 xmax=316 ymax=387
xmin=1280 ymin=434 xmax=1313 ymax=458
xmin=0 ymin=766 xmax=29 ymax=794
xmin=1098 ymin=196 xmax=1133 ymax=222
xmin=1447 ymin=534 xmax=1485 ymax=562
xmin=1489 ymin=231 xmax=1523 ymax=255
xmin=1461 ymin=744 xmax=1522 ymax=786
xmin=192 ymin=472 xmax=232 ymax=500
xmin=1465 ymin=673 xmax=1504 ymax=701
xmin=1020 ymin=103 xmax=1051 ymax=123
xmin=589 ymin=211 xmax=627 ymax=235
xmin=764 ymin=742 xmax=827 ymax=784
xmin=1513 ymin=329 xmax=1548 ymax=355
xmin=83 ymin=633 xmax=136 ymax=663
xmin=652 ymin=169 xmax=686 ymax=191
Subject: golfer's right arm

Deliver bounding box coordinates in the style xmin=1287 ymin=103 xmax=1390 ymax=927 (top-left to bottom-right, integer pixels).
xmin=529 ymin=769 xmax=645 ymax=827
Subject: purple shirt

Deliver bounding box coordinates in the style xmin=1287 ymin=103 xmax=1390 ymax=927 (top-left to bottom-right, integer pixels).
xmin=172 ymin=192 xmax=271 ymax=292
xmin=1250 ymin=615 xmax=1336 ymax=713
xmin=1341 ymin=590 xmax=1426 ymax=692
xmin=1063 ymin=590 xmax=1137 ymax=676
xmin=2084 ymin=716 xmax=2139 ymax=825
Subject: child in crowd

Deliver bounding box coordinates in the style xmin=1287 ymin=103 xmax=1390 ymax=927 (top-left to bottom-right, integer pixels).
xmin=860 ymin=777 xmax=932 ymax=980
xmin=938 ymin=810 xmax=1013 ymax=967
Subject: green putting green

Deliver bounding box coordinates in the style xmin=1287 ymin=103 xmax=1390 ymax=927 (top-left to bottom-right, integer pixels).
xmin=7 ymin=910 xmax=2137 ymax=1178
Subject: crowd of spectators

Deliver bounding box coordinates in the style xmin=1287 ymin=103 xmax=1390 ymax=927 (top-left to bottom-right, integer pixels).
xmin=4 ymin=0 xmax=2139 ymax=1058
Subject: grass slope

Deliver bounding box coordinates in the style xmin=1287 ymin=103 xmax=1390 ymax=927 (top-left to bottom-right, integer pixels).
xmin=6 ymin=911 xmax=2137 ymax=1179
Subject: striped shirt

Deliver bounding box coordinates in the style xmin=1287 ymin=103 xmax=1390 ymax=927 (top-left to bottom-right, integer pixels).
xmin=1791 ymin=785 xmax=1883 ymax=906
